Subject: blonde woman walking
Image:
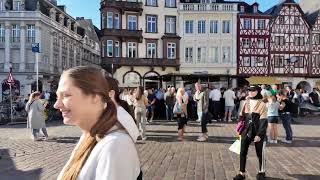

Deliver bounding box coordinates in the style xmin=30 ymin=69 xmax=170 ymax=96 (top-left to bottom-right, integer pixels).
xmin=134 ymin=86 xmax=148 ymax=141
xmin=25 ymin=91 xmax=49 ymax=141
xmin=174 ymin=87 xmax=188 ymax=141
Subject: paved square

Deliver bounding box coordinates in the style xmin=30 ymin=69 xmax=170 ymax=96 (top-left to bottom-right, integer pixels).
xmin=0 ymin=117 xmax=320 ymax=180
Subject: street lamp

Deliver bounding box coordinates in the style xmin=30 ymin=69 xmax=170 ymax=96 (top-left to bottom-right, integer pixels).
xmin=32 ymin=43 xmax=40 ymax=91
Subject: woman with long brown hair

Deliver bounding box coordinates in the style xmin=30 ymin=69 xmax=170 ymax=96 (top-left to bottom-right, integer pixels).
xmin=133 ymin=86 xmax=148 ymax=141
xmin=55 ymin=66 xmax=141 ymax=180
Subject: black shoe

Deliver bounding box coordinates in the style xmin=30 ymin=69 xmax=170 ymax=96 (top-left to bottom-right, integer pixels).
xmin=233 ymin=174 xmax=245 ymax=180
xmin=256 ymin=172 xmax=266 ymax=180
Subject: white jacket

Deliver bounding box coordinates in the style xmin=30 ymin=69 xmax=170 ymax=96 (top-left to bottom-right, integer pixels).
xmin=57 ymin=107 xmax=140 ymax=180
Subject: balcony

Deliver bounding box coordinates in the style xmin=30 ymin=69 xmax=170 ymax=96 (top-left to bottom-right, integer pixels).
xmin=102 ymin=28 xmax=143 ymax=43
xmin=179 ymin=3 xmax=238 ymax=12
xmin=101 ymin=57 xmax=180 ymax=71
xmin=101 ymin=0 xmax=143 ymax=14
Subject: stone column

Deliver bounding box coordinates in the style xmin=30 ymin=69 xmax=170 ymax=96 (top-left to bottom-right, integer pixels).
xmin=73 ymin=43 xmax=77 ymax=67
xmin=59 ymin=35 xmax=63 ymax=72
xmin=49 ymin=31 xmax=54 ymax=73
xmin=4 ymin=22 xmax=11 ymax=72
xmin=19 ymin=23 xmax=26 ymax=71
xmin=66 ymin=39 xmax=70 ymax=68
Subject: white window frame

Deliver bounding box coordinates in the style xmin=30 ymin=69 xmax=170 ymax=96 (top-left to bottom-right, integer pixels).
xmin=14 ymin=1 xmax=21 ymax=11
xmin=146 ymin=0 xmax=157 ymax=6
xmin=147 ymin=43 xmax=156 ymax=58
xmin=128 ymin=42 xmax=137 ymax=58
xmin=185 ymin=20 xmax=193 ymax=34
xmin=198 ymin=20 xmax=206 ymax=34
xmin=128 ymin=15 xmax=137 ymax=30
xmin=165 ymin=0 xmax=176 ymax=8
xmin=0 ymin=24 xmax=5 ymax=42
xmin=222 ymin=47 xmax=230 ymax=63
xmin=107 ymin=40 xmax=113 ymax=57
xmin=257 ymin=20 xmax=265 ymax=30
xmin=107 ymin=12 xmax=113 ymax=29
xmin=147 ymin=15 xmax=157 ymax=33
xmin=240 ymin=6 xmax=245 ymax=13
xmin=222 ymin=20 xmax=230 ymax=33
xmin=242 ymin=38 xmax=251 ymax=48
xmin=166 ymin=16 xmax=176 ymax=34
xmin=167 ymin=43 xmax=176 ymax=59
xmin=27 ymin=24 xmax=36 ymax=43
xmin=185 ymin=47 xmax=193 ymax=63
xmin=115 ymin=41 xmax=120 ymax=57
xmin=208 ymin=47 xmax=218 ymax=63
xmin=12 ymin=24 xmax=20 ymax=43
xmin=114 ymin=13 xmax=120 ymax=29
xmin=257 ymin=39 xmax=265 ymax=48
xmin=253 ymin=6 xmax=258 ymax=13
xmin=210 ymin=20 xmax=218 ymax=34
xmin=244 ymin=19 xmax=251 ymax=29
xmin=243 ymin=57 xmax=251 ymax=66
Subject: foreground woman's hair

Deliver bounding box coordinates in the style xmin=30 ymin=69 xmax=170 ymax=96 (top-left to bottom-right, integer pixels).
xmin=61 ymin=66 xmax=118 ymax=180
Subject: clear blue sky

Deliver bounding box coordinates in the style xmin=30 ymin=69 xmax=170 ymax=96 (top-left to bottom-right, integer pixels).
xmin=57 ymin=0 xmax=300 ymax=28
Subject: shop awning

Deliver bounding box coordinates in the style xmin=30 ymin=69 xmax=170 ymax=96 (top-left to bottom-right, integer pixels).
xmin=246 ymin=76 xmax=282 ymax=85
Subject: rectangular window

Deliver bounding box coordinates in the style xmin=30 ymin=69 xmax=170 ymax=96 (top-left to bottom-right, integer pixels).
xmin=315 ymin=54 xmax=320 ymax=68
xmin=295 ymin=36 xmax=305 ymax=46
xmin=128 ymin=15 xmax=137 ymax=30
xmin=244 ymin=19 xmax=251 ymax=29
xmin=12 ymin=24 xmax=20 ymax=43
xmin=294 ymin=57 xmax=304 ymax=68
xmin=257 ymin=20 xmax=265 ymax=29
xmin=242 ymin=38 xmax=251 ymax=48
xmin=198 ymin=20 xmax=206 ymax=34
xmin=279 ymin=16 xmax=284 ymax=24
xmin=115 ymin=41 xmax=120 ymax=57
xmin=210 ymin=20 xmax=218 ymax=34
xmin=240 ymin=6 xmax=245 ymax=13
xmin=0 ymin=24 xmax=5 ymax=42
xmin=243 ymin=57 xmax=251 ymax=67
xmin=274 ymin=56 xmax=284 ymax=67
xmin=222 ymin=20 xmax=230 ymax=33
xmin=114 ymin=13 xmax=120 ymax=29
xmin=185 ymin=47 xmax=193 ymax=63
xmin=146 ymin=0 xmax=157 ymax=6
xmin=147 ymin=15 xmax=157 ymax=33
xmin=253 ymin=6 xmax=258 ymax=13
xmin=197 ymin=47 xmax=202 ymax=63
xmin=147 ymin=43 xmax=156 ymax=58
xmin=315 ymin=34 xmax=320 ymax=45
xmin=167 ymin=43 xmax=176 ymax=59
xmin=208 ymin=47 xmax=218 ymax=63
xmin=294 ymin=16 xmax=300 ymax=25
xmin=275 ymin=36 xmax=285 ymax=46
xmin=165 ymin=0 xmax=176 ymax=8
xmin=252 ymin=57 xmax=264 ymax=67
xmin=257 ymin=39 xmax=265 ymax=48
xmin=27 ymin=25 xmax=36 ymax=43
xmin=107 ymin=12 xmax=113 ymax=29
xmin=107 ymin=40 xmax=113 ymax=57
xmin=185 ymin=20 xmax=193 ymax=34
xmin=222 ymin=47 xmax=230 ymax=63
xmin=165 ymin=16 xmax=176 ymax=34
xmin=14 ymin=1 xmax=21 ymax=11
xmin=128 ymin=42 xmax=137 ymax=58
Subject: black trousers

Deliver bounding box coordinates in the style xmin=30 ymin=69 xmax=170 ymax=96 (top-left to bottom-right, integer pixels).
xmin=212 ymin=101 xmax=221 ymax=120
xmin=240 ymin=134 xmax=266 ymax=173
xmin=177 ymin=114 xmax=187 ymax=130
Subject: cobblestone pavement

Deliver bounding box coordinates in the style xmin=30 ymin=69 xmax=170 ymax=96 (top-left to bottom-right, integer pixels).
xmin=0 ymin=117 xmax=320 ymax=180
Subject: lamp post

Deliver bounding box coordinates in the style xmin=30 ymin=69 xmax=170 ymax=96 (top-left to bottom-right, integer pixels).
xmin=32 ymin=43 xmax=40 ymax=91
xmin=9 ymin=62 xmax=13 ymax=123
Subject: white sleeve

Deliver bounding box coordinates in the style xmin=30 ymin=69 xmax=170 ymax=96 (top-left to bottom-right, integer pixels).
xmin=95 ymin=136 xmax=140 ymax=180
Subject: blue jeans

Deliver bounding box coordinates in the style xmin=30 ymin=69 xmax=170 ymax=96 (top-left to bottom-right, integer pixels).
xmin=280 ymin=114 xmax=293 ymax=141
xmin=165 ymin=104 xmax=174 ymax=120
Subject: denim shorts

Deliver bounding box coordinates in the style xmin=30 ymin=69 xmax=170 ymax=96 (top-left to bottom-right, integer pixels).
xmin=225 ymin=106 xmax=234 ymax=112
xmin=268 ymin=116 xmax=279 ymax=123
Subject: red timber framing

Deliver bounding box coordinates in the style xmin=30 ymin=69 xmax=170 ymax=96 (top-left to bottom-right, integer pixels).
xmin=308 ymin=10 xmax=320 ymax=76
xmin=269 ymin=2 xmax=310 ymax=77
xmin=238 ymin=13 xmax=271 ymax=76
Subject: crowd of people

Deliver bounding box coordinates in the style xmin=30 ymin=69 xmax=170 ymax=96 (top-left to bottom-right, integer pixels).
xmin=20 ymin=65 xmax=320 ymax=180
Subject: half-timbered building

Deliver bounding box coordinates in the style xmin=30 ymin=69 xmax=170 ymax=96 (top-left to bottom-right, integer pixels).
xmin=237 ymin=2 xmax=271 ymax=76
xmin=306 ymin=10 xmax=320 ymax=77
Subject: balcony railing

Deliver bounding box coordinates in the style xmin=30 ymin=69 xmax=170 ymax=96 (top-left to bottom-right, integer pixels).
xmin=102 ymin=28 xmax=143 ymax=43
xmin=101 ymin=57 xmax=180 ymax=67
xmin=101 ymin=0 xmax=143 ymax=13
xmin=179 ymin=3 xmax=238 ymax=12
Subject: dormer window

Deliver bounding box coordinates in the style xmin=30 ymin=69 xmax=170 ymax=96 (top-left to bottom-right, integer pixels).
xmin=240 ymin=6 xmax=245 ymax=13
xmin=14 ymin=0 xmax=22 ymax=11
xmin=253 ymin=6 xmax=257 ymax=13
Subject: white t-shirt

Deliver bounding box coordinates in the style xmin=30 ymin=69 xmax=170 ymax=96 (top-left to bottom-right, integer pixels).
xmin=223 ymin=89 xmax=236 ymax=106
xmin=209 ymin=89 xmax=221 ymax=101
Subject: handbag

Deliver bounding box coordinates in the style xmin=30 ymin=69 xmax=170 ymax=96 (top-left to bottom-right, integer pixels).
xmin=236 ymin=101 xmax=248 ymax=135
xmin=173 ymin=101 xmax=182 ymax=114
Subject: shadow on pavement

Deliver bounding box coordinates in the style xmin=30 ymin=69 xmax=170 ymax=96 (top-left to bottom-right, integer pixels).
xmin=0 ymin=121 xmax=65 ymax=129
xmin=55 ymin=136 xmax=79 ymax=144
xmin=146 ymin=134 xmax=236 ymax=144
xmin=0 ymin=149 xmax=42 ymax=180
xmin=287 ymin=174 xmax=320 ymax=180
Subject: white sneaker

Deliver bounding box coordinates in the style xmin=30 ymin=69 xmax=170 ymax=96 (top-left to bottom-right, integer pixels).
xmin=142 ymin=136 xmax=147 ymax=141
xmin=282 ymin=139 xmax=292 ymax=144
xmin=274 ymin=140 xmax=278 ymax=144
xmin=197 ymin=136 xmax=208 ymax=142
xmin=196 ymin=119 xmax=201 ymax=122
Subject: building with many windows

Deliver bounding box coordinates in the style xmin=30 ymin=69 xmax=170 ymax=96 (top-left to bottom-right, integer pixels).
xmin=0 ymin=0 xmax=100 ymax=100
xmin=100 ymin=0 xmax=180 ymax=88
xmin=178 ymin=0 xmax=239 ymax=87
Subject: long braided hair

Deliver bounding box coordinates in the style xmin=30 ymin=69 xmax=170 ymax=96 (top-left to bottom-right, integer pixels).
xmin=60 ymin=66 xmax=118 ymax=180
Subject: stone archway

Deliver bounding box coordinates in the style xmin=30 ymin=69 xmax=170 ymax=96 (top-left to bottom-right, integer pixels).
xmin=143 ymin=71 xmax=160 ymax=89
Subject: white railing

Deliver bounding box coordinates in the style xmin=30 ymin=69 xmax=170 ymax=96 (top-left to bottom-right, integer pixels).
xmin=179 ymin=3 xmax=238 ymax=12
